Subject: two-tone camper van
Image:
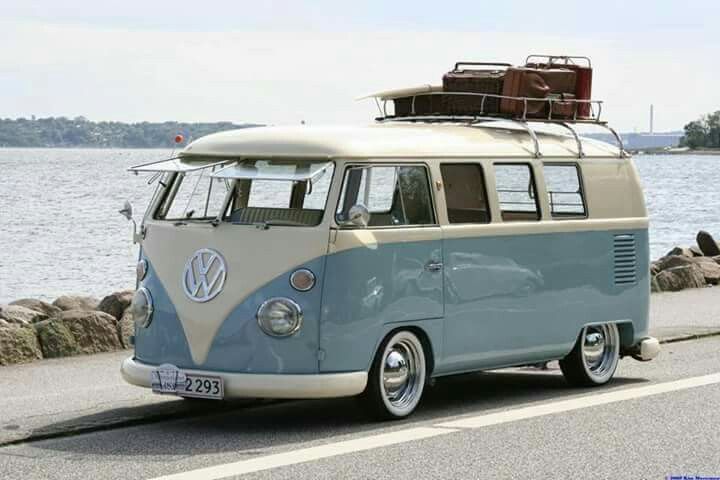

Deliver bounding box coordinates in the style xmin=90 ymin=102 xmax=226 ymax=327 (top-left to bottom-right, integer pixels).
xmin=120 ymin=89 xmax=660 ymax=419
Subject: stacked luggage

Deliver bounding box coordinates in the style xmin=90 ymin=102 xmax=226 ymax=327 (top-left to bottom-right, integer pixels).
xmin=392 ymin=55 xmax=594 ymax=121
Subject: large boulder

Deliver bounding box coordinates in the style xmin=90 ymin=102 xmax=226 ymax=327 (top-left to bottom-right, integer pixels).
xmin=52 ymin=295 xmax=99 ymax=312
xmin=98 ymin=290 xmax=134 ymax=320
xmin=34 ymin=320 xmax=80 ymax=358
xmin=118 ymin=307 xmax=135 ymax=349
xmin=655 ymin=255 xmax=695 ymax=271
xmin=666 ymin=246 xmax=695 ymax=258
xmin=10 ymin=298 xmax=62 ymax=318
xmin=35 ymin=310 xmax=121 ymax=358
xmin=0 ymin=326 xmax=43 ymax=365
xmin=693 ymin=257 xmax=720 ymax=285
xmin=696 ymin=230 xmax=720 ymax=257
xmin=655 ymin=265 xmax=706 ymax=292
xmin=0 ymin=305 xmax=48 ymax=325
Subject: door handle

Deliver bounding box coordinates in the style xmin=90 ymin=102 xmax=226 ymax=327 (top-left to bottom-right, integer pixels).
xmin=425 ymin=261 xmax=443 ymax=272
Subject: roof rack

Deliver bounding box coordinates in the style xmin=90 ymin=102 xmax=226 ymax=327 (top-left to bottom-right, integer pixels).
xmin=362 ymin=87 xmax=626 ymax=159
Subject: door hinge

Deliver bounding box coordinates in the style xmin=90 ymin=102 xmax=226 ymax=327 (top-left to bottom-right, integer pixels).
xmin=317 ymin=349 xmax=326 ymax=361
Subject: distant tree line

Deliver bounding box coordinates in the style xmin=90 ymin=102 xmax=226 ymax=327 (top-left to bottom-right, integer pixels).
xmin=0 ymin=116 xmax=261 ymax=148
xmin=681 ymin=111 xmax=720 ymax=149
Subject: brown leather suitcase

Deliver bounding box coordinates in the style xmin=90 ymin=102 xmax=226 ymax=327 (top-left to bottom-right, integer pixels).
xmin=526 ymin=55 xmax=592 ymax=117
xmin=548 ymin=93 xmax=577 ymax=119
xmin=442 ymin=62 xmax=511 ymax=115
xmin=536 ymin=68 xmax=576 ymax=95
xmin=500 ymin=67 xmax=551 ymax=117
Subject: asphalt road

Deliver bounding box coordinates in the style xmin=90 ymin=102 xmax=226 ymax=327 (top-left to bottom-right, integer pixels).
xmin=1 ymin=336 xmax=719 ymax=478
xmin=0 ymin=287 xmax=719 ymax=479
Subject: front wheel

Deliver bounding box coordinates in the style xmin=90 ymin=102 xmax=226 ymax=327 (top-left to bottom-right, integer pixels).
xmin=560 ymin=323 xmax=620 ymax=387
xmin=362 ymin=330 xmax=427 ymax=420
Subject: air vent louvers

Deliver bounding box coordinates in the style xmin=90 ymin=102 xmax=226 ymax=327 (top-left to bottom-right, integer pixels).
xmin=613 ymin=234 xmax=637 ymax=285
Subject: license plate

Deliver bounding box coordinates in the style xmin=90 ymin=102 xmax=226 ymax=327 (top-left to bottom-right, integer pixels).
xmin=178 ymin=374 xmax=224 ymax=400
xmin=151 ymin=364 xmax=224 ymax=400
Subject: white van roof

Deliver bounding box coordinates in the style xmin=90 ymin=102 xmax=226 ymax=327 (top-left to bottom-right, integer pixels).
xmin=180 ymin=123 xmax=622 ymax=160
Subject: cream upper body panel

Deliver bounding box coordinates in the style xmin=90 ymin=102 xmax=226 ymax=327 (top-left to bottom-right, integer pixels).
xmin=179 ymin=124 xmax=621 ymax=160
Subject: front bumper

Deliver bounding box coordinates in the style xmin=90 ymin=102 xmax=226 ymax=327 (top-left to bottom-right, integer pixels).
xmin=120 ymin=357 xmax=368 ymax=399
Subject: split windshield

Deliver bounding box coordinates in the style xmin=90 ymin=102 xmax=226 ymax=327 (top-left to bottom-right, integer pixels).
xmin=154 ymin=159 xmax=334 ymax=226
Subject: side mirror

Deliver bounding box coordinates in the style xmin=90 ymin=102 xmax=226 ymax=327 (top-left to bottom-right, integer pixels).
xmin=119 ymin=200 xmax=133 ymax=221
xmin=119 ymin=200 xmax=142 ymax=244
xmin=348 ymin=204 xmax=370 ymax=227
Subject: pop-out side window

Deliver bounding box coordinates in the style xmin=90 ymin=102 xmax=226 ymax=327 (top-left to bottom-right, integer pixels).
xmin=542 ymin=164 xmax=587 ymax=219
xmin=494 ymin=163 xmax=540 ymax=222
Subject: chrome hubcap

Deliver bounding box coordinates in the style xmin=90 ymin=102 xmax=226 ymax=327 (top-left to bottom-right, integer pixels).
xmin=381 ymin=336 xmax=424 ymax=412
xmin=581 ymin=324 xmax=619 ymax=379
xmin=383 ymin=349 xmax=409 ymax=397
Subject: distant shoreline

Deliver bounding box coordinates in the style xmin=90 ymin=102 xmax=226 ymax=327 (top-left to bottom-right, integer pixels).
xmin=631 ymin=148 xmax=720 ymax=156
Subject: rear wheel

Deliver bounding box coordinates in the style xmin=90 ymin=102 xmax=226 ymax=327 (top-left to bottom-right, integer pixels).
xmin=560 ymin=323 xmax=620 ymax=387
xmin=362 ymin=330 xmax=426 ymax=420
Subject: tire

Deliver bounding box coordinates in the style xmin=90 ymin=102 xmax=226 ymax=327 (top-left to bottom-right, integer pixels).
xmin=362 ymin=330 xmax=427 ymax=420
xmin=560 ymin=323 xmax=620 ymax=387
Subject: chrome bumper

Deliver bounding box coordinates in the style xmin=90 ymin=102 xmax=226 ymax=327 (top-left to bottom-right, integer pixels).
xmin=628 ymin=336 xmax=661 ymax=361
xmin=120 ymin=357 xmax=368 ymax=399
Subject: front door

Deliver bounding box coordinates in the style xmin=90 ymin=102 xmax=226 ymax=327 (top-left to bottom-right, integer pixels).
xmin=319 ymin=163 xmax=444 ymax=373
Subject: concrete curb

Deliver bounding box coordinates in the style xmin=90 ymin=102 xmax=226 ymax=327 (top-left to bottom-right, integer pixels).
xmin=659 ymin=330 xmax=720 ymax=344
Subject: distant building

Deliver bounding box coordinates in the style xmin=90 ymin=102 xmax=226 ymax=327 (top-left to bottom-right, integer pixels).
xmin=585 ymin=131 xmax=683 ymax=150
xmin=621 ymin=132 xmax=683 ymax=150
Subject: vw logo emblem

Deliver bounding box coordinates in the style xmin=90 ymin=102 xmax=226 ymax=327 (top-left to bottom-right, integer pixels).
xmin=182 ymin=248 xmax=227 ymax=303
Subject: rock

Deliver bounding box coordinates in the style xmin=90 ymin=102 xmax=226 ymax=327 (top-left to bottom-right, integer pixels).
xmin=0 ymin=326 xmax=43 ymax=365
xmin=650 ymin=275 xmax=662 ymax=293
xmin=9 ymin=298 xmax=62 ymax=318
xmin=713 ymin=255 xmax=720 ymax=266
xmin=98 ymin=290 xmax=134 ymax=320
xmin=655 ymin=255 xmax=695 ymax=272
xmin=0 ymin=305 xmax=48 ymax=325
xmin=52 ymin=295 xmax=99 ymax=312
xmin=693 ymin=257 xmax=720 ymax=285
xmin=118 ymin=307 xmax=135 ymax=349
xmin=650 ymin=262 xmax=661 ymax=275
xmin=666 ymin=246 xmax=694 ymax=258
xmin=35 ymin=310 xmax=121 ymax=358
xmin=696 ymin=230 xmax=720 ymax=257
xmin=35 ymin=320 xmax=80 ymax=358
xmin=655 ymin=265 xmax=706 ymax=292
xmin=689 ymin=246 xmax=704 ymax=257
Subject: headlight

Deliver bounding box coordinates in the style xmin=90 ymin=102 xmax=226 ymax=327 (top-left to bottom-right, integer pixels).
xmin=136 ymin=259 xmax=148 ymax=282
xmin=131 ymin=287 xmax=154 ymax=328
xmin=257 ymin=298 xmax=302 ymax=337
xmin=290 ymin=268 xmax=315 ymax=292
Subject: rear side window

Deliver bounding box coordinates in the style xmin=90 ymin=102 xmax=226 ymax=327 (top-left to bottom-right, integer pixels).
xmin=494 ymin=163 xmax=540 ymax=222
xmin=336 ymin=165 xmax=435 ymax=227
xmin=440 ymin=163 xmax=490 ymax=224
xmin=543 ymin=164 xmax=586 ymax=218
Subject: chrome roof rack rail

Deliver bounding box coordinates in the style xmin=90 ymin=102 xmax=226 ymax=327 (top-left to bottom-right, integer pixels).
xmin=366 ymin=88 xmax=626 ymax=159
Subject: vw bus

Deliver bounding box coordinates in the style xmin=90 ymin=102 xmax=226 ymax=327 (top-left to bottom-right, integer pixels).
xmin=120 ymin=114 xmax=660 ymax=419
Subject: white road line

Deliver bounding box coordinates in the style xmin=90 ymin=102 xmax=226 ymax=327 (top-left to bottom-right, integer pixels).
xmin=436 ymin=372 xmax=720 ymax=429
xmin=148 ymin=427 xmax=459 ymax=480
xmin=148 ymin=372 xmax=720 ymax=480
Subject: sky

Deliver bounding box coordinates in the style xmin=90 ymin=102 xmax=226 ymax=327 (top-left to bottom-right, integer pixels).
xmin=2 ymin=1 xmax=719 ymax=132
